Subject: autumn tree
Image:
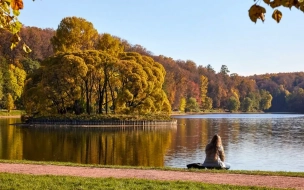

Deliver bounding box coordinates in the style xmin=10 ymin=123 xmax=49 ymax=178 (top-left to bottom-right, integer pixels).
xmin=184 ymin=60 xmax=197 ymax=73
xmin=163 ymin=72 xmax=176 ymax=106
xmin=2 ymin=63 xmax=26 ymax=103
xmin=172 ymin=73 xmax=188 ymax=109
xmin=266 ymin=85 xmax=289 ymax=112
xmin=179 ymin=97 xmax=186 ymax=112
xmin=0 ymin=27 xmax=54 ymax=64
xmin=237 ymin=79 xmax=257 ymax=101
xmin=96 ymin=33 xmax=124 ymax=56
xmin=210 ymin=83 xmax=228 ymax=109
xmin=92 ymin=51 xmax=119 ymax=114
xmin=206 ymin=64 xmax=215 ymax=73
xmin=51 ymin=17 xmax=98 ymax=53
xmin=286 ymin=88 xmax=304 ymax=112
xmin=260 ymin=89 xmax=273 ymax=111
xmin=20 ymin=58 xmax=40 ymax=74
xmin=116 ymin=52 xmax=171 ymax=114
xmin=186 ymin=81 xmax=200 ymax=101
xmin=5 ymin=93 xmax=14 ymax=112
xmin=200 ymin=75 xmax=208 ymax=105
xmin=22 ymin=67 xmax=50 ymax=114
xmin=248 ymin=91 xmax=261 ymax=110
xmin=23 ymin=50 xmax=171 ymax=115
xmin=200 ymin=75 xmax=213 ymax=111
xmin=227 ymin=89 xmax=241 ymax=112
xmin=201 ymin=97 xmax=213 ymax=111
xmin=220 ymin=65 xmax=230 ymax=75
xmin=152 ymin=55 xmax=187 ymax=110
xmin=0 ymin=60 xmax=3 ymax=108
xmin=185 ymin=97 xmax=199 ymax=112
xmin=227 ymin=96 xmax=240 ymax=112
xmin=242 ymin=97 xmax=253 ymax=112
xmin=20 ymin=27 xmax=54 ymax=60
xmin=124 ymin=44 xmax=153 ymax=57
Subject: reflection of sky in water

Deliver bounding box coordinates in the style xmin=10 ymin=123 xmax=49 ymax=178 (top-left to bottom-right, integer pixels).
xmin=167 ymin=114 xmax=304 ymax=172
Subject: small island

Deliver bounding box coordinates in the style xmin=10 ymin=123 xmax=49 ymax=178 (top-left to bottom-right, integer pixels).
xmin=21 ymin=43 xmax=174 ymax=128
xmin=21 ymin=114 xmax=177 ymax=127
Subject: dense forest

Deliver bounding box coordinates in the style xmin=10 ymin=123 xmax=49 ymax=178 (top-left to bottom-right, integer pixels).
xmin=0 ymin=17 xmax=304 ymax=115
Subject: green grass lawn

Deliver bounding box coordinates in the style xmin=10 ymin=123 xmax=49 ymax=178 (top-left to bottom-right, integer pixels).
xmin=0 ymin=173 xmax=285 ymax=190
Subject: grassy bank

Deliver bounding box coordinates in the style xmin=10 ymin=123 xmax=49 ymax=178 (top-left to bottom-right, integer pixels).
xmin=0 ymin=173 xmax=282 ymax=190
xmin=0 ymin=109 xmax=23 ymax=117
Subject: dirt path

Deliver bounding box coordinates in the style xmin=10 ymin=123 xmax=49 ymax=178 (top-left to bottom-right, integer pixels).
xmin=1 ymin=163 xmax=304 ymax=189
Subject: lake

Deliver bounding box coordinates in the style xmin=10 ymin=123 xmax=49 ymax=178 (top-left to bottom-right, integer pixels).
xmin=0 ymin=113 xmax=303 ymax=172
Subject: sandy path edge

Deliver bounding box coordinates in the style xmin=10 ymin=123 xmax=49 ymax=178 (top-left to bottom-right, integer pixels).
xmin=0 ymin=163 xmax=304 ymax=189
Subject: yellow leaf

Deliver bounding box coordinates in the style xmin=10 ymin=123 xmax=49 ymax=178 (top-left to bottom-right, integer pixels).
xmin=10 ymin=42 xmax=18 ymax=50
xmin=10 ymin=33 xmax=20 ymax=49
xmin=272 ymin=9 xmax=282 ymax=23
xmin=10 ymin=33 xmax=21 ymax=43
xmin=11 ymin=0 xmax=23 ymax=10
xmin=23 ymin=43 xmax=32 ymax=53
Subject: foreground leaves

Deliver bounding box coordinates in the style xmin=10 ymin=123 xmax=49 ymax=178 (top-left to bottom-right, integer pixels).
xmin=250 ymin=0 xmax=304 ymax=23
xmin=0 ymin=0 xmax=32 ymax=51
xmin=249 ymin=5 xmax=266 ymax=23
xmin=272 ymin=9 xmax=282 ymax=23
xmin=11 ymin=0 xmax=24 ymax=10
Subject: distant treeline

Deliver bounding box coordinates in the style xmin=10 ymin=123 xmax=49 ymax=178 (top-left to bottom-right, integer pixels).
xmin=0 ymin=23 xmax=303 ymax=114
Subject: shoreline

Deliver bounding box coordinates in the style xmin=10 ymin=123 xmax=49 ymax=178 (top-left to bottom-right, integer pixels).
xmin=0 ymin=115 xmax=21 ymax=118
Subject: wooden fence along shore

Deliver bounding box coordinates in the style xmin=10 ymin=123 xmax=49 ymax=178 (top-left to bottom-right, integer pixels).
xmin=22 ymin=118 xmax=177 ymax=128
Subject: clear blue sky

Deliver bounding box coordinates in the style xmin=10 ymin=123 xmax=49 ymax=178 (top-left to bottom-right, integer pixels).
xmin=19 ymin=0 xmax=304 ymax=76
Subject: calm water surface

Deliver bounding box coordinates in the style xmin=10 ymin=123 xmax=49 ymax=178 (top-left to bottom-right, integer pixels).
xmin=0 ymin=114 xmax=304 ymax=172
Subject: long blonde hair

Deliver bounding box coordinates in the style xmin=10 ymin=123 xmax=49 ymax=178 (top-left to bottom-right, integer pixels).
xmin=206 ymin=134 xmax=223 ymax=158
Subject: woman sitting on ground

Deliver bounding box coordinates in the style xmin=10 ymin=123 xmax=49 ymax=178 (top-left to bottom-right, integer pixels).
xmin=202 ymin=134 xmax=230 ymax=169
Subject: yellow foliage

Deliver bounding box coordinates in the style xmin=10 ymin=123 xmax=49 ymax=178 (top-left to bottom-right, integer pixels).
xmin=179 ymin=97 xmax=186 ymax=112
xmin=231 ymin=88 xmax=240 ymax=100
xmin=6 ymin=93 xmax=14 ymax=112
